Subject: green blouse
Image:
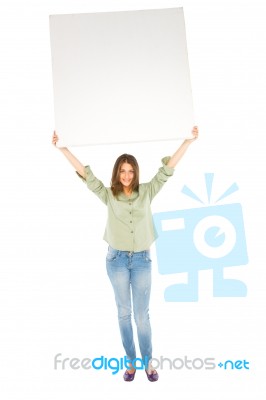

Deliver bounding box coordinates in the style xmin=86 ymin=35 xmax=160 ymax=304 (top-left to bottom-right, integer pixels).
xmin=77 ymin=156 xmax=174 ymax=251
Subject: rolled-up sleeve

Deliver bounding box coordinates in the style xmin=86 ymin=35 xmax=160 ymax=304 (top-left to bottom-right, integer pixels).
xmin=76 ymin=166 xmax=108 ymax=205
xmin=147 ymin=156 xmax=175 ymax=201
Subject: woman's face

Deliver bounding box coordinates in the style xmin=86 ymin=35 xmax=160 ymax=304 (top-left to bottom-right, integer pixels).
xmin=119 ymin=162 xmax=134 ymax=188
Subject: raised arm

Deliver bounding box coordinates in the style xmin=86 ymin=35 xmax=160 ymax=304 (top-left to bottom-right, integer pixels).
xmin=52 ymin=131 xmax=86 ymax=178
xmin=167 ymin=126 xmax=199 ymax=168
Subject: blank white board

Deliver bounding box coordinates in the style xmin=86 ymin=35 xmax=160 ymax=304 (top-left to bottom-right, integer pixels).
xmin=49 ymin=7 xmax=194 ymax=147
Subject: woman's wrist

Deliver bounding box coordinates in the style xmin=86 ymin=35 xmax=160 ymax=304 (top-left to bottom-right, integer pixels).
xmin=58 ymin=146 xmax=68 ymax=152
xmin=183 ymin=138 xmax=193 ymax=146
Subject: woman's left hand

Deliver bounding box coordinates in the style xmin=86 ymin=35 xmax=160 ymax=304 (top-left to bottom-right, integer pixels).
xmin=185 ymin=126 xmax=199 ymax=143
xmin=167 ymin=126 xmax=199 ymax=168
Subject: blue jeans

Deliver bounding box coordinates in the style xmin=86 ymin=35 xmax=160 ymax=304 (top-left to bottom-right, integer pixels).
xmin=106 ymin=246 xmax=152 ymax=364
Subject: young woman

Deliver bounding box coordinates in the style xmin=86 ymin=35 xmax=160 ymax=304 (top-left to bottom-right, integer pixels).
xmin=52 ymin=126 xmax=199 ymax=381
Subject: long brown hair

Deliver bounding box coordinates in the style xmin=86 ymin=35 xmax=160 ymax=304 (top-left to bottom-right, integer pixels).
xmin=111 ymin=154 xmax=139 ymax=197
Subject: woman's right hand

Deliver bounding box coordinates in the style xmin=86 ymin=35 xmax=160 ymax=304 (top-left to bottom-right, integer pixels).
xmin=51 ymin=131 xmax=85 ymax=177
xmin=52 ymin=131 xmax=59 ymax=146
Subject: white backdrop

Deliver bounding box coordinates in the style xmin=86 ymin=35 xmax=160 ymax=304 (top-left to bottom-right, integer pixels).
xmin=0 ymin=0 xmax=266 ymax=399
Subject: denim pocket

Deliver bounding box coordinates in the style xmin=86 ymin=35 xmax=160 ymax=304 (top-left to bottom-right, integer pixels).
xmin=144 ymin=250 xmax=152 ymax=263
xmin=106 ymin=247 xmax=119 ymax=262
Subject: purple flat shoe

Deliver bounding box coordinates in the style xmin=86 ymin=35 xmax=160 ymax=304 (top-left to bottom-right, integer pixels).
xmin=123 ymin=370 xmax=136 ymax=382
xmin=145 ymin=369 xmax=159 ymax=382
